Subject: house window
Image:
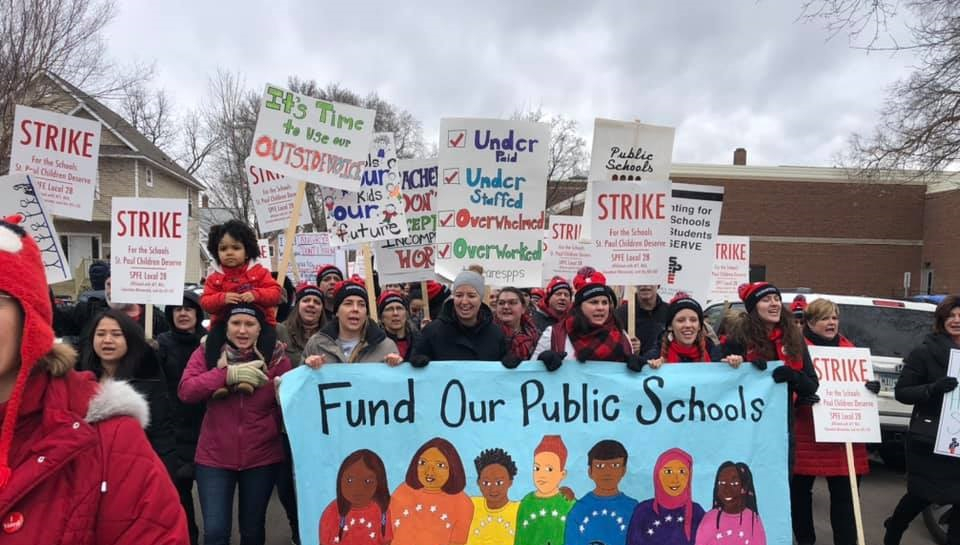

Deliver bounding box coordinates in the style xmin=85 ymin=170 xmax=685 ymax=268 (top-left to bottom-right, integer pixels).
xmin=749 ymin=265 xmax=766 ymax=283
xmin=145 ymin=167 xmax=154 ymax=188
xmin=59 ymin=234 xmax=102 ymax=273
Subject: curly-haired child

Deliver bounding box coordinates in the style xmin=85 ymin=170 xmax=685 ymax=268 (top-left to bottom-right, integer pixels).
xmin=201 ymin=219 xmax=282 ymax=398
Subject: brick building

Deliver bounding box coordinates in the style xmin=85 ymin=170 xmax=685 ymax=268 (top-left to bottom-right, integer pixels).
xmin=21 ymin=73 xmax=206 ymax=293
xmin=547 ymin=151 xmax=960 ymax=298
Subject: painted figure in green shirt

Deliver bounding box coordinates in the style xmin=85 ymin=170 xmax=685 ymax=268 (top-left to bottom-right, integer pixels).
xmin=515 ymin=435 xmax=576 ymax=545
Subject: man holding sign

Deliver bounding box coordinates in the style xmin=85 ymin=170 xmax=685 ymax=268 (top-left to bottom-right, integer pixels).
xmin=884 ymin=296 xmax=960 ymax=545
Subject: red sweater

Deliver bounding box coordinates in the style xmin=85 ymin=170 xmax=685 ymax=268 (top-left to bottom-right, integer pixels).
xmin=201 ymin=262 xmax=282 ymax=325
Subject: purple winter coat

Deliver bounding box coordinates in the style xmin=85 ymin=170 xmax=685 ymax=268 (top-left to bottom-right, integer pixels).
xmin=178 ymin=345 xmax=291 ymax=470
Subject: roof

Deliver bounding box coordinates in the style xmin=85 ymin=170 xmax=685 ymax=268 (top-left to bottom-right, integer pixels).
xmin=43 ymin=72 xmax=205 ymax=191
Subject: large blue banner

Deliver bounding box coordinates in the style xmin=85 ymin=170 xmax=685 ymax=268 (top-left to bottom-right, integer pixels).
xmin=280 ymin=361 xmax=789 ymax=545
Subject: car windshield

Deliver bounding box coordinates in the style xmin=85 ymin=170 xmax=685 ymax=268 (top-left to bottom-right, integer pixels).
xmin=838 ymin=305 xmax=931 ymax=359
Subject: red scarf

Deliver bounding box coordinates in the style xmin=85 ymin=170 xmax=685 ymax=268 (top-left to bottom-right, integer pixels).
xmin=665 ymin=340 xmax=706 ymax=363
xmin=565 ymin=316 xmax=629 ymax=362
xmin=764 ymin=327 xmax=803 ymax=370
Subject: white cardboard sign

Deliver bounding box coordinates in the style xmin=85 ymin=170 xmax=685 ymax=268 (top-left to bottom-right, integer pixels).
xmin=246 ymin=159 xmax=312 ymax=233
xmin=588 ymin=180 xmax=671 ymax=285
xmin=542 ymin=216 xmax=593 ymax=282
xmin=810 ymin=346 xmax=882 ymax=443
xmin=322 ymin=133 xmax=407 ymax=247
xmin=373 ymin=158 xmax=438 ymax=284
xmin=0 ymin=174 xmax=71 ymax=283
xmin=709 ymin=236 xmax=750 ymax=303
xmin=247 ymin=84 xmax=375 ymax=191
xmin=10 ymin=105 xmax=101 ymax=220
xmin=659 ymin=183 xmax=723 ymax=302
xmin=436 ymin=118 xmax=549 ymax=287
xmin=110 ymin=197 xmax=188 ymax=305
xmin=935 ymin=350 xmax=960 ymax=458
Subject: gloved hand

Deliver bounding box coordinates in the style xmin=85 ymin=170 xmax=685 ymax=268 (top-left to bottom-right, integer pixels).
xmin=865 ymin=380 xmax=881 ymax=394
xmin=626 ymin=355 xmax=646 ymax=373
xmin=930 ymin=376 xmax=959 ymax=394
xmin=409 ymin=354 xmax=430 ymax=368
xmin=751 ymin=359 xmax=768 ymax=371
xmin=772 ymin=366 xmax=799 ymax=384
xmin=796 ymin=393 xmax=821 ymax=406
xmin=501 ymin=354 xmax=522 ymax=369
xmin=538 ymin=350 xmax=566 ymax=372
xmin=174 ymin=462 xmax=195 ymax=483
xmin=226 ymin=362 xmax=268 ymax=388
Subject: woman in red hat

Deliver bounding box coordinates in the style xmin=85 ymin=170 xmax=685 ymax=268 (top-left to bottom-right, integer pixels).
xmin=720 ymin=282 xmax=819 ymax=469
xmin=0 ymin=217 xmax=187 ymax=544
xmin=531 ymin=271 xmax=640 ymax=370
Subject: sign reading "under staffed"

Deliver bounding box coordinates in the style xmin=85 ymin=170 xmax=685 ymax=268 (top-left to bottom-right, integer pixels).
xmin=436 ymin=119 xmax=549 ymax=287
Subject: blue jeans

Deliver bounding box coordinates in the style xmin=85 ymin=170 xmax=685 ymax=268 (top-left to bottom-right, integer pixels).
xmin=195 ymin=463 xmax=280 ymax=545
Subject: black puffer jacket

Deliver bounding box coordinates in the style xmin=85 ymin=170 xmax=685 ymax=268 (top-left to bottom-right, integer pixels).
xmin=410 ymin=300 xmax=507 ymax=361
xmin=157 ymin=292 xmax=206 ymax=475
xmin=896 ymin=332 xmax=960 ymax=502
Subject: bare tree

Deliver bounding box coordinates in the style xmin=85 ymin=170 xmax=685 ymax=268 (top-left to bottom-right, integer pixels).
xmin=120 ymin=83 xmax=176 ymax=150
xmin=802 ymin=1 xmax=960 ymax=178
xmin=199 ymin=70 xmax=260 ymax=224
xmin=0 ymin=0 xmax=150 ymax=164
xmin=512 ymin=107 xmax=587 ymax=201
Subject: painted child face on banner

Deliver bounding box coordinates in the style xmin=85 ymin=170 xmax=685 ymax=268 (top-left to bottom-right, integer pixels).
xmin=715 ymin=465 xmax=744 ymax=513
xmin=533 ymin=451 xmax=566 ymax=495
xmin=341 ymin=458 xmax=379 ymax=508
xmin=659 ymin=459 xmax=690 ymax=497
xmin=417 ymin=447 xmax=450 ymax=491
xmin=478 ymin=463 xmax=513 ymax=505
xmin=588 ymin=456 xmax=626 ymax=492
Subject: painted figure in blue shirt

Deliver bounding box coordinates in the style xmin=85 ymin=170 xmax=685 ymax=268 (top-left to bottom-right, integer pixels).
xmin=564 ymin=439 xmax=638 ymax=545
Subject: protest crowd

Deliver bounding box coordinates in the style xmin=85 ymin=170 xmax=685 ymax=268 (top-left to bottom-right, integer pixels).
xmin=2 ymin=88 xmax=958 ymax=545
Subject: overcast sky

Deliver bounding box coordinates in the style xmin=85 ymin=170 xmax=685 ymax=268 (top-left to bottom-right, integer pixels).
xmin=103 ymin=1 xmax=917 ymax=168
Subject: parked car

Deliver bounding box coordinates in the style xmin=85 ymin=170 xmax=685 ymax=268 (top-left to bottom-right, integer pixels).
xmin=704 ymin=292 xmax=936 ymax=468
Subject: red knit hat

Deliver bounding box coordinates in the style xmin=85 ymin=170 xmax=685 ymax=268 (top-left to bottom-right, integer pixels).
xmin=573 ymin=266 xmax=597 ymax=292
xmin=530 ymin=288 xmax=545 ymax=301
xmin=545 ymin=276 xmax=572 ymax=302
xmin=534 ymin=435 xmax=568 ymax=468
xmin=738 ymin=282 xmax=781 ymax=314
xmin=295 ymin=283 xmax=323 ymax=304
xmin=790 ymin=295 xmax=808 ymax=318
xmin=574 ymin=271 xmax=616 ymax=307
xmin=377 ymin=290 xmax=407 ymax=315
xmin=425 ymin=280 xmax=448 ymax=302
xmin=0 ymin=216 xmax=54 ymax=488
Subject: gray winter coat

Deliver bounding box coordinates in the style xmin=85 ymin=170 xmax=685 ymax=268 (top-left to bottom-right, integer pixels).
xmin=302 ymin=319 xmax=398 ymax=363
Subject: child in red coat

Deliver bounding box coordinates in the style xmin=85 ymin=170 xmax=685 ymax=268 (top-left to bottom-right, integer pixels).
xmin=201 ymin=220 xmax=282 ymax=397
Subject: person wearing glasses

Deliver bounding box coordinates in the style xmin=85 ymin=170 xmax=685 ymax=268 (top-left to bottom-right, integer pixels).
xmin=377 ymin=290 xmax=420 ymax=360
xmin=494 ymin=287 xmax=540 ymax=360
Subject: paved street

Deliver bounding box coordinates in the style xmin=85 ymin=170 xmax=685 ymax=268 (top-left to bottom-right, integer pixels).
xmin=186 ymin=458 xmax=940 ymax=545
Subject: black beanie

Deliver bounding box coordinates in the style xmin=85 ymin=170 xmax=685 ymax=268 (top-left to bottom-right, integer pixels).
xmin=333 ymin=278 xmax=368 ymax=314
xmin=665 ymin=292 xmax=703 ymax=325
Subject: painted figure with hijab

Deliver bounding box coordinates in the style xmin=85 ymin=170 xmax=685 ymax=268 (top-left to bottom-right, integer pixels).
xmin=627 ymin=448 xmax=705 ymax=545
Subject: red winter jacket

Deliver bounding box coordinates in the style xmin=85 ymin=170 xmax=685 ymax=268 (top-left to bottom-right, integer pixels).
xmin=201 ymin=262 xmax=282 ymax=325
xmin=794 ymin=334 xmax=870 ymax=476
xmin=178 ymin=345 xmax=291 ymax=470
xmin=0 ymin=367 xmax=188 ymax=544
